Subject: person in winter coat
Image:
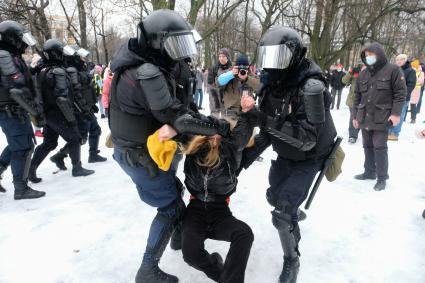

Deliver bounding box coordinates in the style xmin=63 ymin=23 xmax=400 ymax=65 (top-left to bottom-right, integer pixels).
xmin=92 ymin=65 xmax=105 ymax=118
xmin=178 ymin=95 xmax=257 ymax=283
xmin=101 ymin=64 xmax=113 ymax=116
xmin=216 ymin=53 xmax=260 ymax=119
xmin=388 ymin=54 xmax=416 ymax=140
xmin=208 ymin=48 xmax=232 ymax=115
xmin=409 ymin=61 xmax=424 ymax=123
xmin=193 ymin=67 xmax=204 ymax=109
xmin=342 ymin=64 xmax=363 ymax=143
xmin=353 ymin=42 xmax=406 ymax=191
xmin=330 ymin=64 xmax=346 ymax=109
xmin=417 ymin=63 xmax=425 ymax=114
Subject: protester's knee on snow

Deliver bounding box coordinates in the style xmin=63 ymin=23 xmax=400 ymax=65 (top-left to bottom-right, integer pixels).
xmin=234 ymin=224 xmax=254 ymax=245
xmin=182 ymin=244 xmax=202 ymax=267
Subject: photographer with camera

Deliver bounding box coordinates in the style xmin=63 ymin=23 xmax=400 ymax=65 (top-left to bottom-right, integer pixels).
xmin=217 ymin=53 xmax=260 ymax=119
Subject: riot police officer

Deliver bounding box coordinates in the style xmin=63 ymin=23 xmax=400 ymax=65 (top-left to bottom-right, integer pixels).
xmin=241 ymin=27 xmax=337 ymax=283
xmin=29 ymin=39 xmax=94 ymax=182
xmin=0 ymin=20 xmax=46 ymax=199
xmin=109 ymin=9 xmax=229 ymax=283
xmin=49 ymin=47 xmax=106 ymax=171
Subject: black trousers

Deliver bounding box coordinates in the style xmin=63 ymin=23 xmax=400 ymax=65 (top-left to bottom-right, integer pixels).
xmin=182 ymin=199 xmax=254 ymax=283
xmin=361 ymin=129 xmax=389 ymax=180
xmin=349 ymin=107 xmax=360 ymax=139
xmin=31 ymin=112 xmax=81 ymax=169
xmin=331 ymin=88 xmax=343 ymax=109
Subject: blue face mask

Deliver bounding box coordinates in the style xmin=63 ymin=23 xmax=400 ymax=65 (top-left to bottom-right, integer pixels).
xmin=366 ymin=56 xmax=377 ymax=65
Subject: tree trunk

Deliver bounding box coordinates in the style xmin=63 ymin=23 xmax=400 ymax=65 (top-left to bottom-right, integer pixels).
xmin=77 ymin=0 xmax=88 ymax=48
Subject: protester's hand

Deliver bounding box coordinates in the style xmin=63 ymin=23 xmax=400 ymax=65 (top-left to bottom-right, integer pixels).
xmin=389 ymin=115 xmax=400 ymax=127
xmin=241 ymin=94 xmax=255 ymax=113
xmin=232 ymin=66 xmax=239 ymax=76
xmin=421 ymin=129 xmax=425 ymax=137
xmin=353 ymin=119 xmax=360 ymax=129
xmin=158 ymin=124 xmax=177 ymax=142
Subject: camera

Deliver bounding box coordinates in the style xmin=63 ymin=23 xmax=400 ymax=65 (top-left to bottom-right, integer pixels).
xmin=238 ymin=65 xmax=249 ymax=76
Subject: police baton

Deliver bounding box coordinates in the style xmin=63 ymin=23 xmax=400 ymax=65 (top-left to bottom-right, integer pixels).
xmin=304 ymin=136 xmax=343 ymax=210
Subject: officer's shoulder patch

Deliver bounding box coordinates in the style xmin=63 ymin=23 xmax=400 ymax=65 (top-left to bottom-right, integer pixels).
xmin=136 ymin=63 xmax=161 ymax=80
xmin=401 ymin=76 xmax=405 ymax=81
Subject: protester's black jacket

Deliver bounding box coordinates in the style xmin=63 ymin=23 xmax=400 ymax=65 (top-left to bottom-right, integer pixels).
xmin=184 ymin=111 xmax=259 ymax=202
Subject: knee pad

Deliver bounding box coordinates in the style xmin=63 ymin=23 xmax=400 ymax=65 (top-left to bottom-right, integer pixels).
xmin=271 ymin=199 xmax=297 ymax=231
xmin=266 ymin=188 xmax=277 ymax=207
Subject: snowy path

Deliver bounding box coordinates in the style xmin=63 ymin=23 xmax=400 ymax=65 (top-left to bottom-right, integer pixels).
xmin=1 ymin=88 xmax=424 ymax=283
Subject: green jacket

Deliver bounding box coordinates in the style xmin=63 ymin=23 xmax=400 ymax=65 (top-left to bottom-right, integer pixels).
xmin=342 ymin=72 xmax=356 ymax=108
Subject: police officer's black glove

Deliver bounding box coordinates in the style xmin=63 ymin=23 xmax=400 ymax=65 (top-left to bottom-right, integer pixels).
xmin=216 ymin=118 xmax=231 ymax=138
xmin=35 ymin=114 xmax=47 ymax=127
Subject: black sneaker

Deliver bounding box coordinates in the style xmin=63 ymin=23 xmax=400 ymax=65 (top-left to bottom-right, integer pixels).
xmin=72 ymin=164 xmax=95 ymax=177
xmin=14 ymin=185 xmax=45 ymax=200
xmin=101 ymin=114 xmax=106 ymax=119
xmin=88 ymin=151 xmax=107 ymax=163
xmin=28 ymin=168 xmax=42 ymax=183
xmin=135 ymin=264 xmax=178 ymax=283
xmin=279 ymin=256 xmax=300 ymax=283
xmin=373 ymin=180 xmax=386 ymax=191
xmin=50 ymin=153 xmax=67 ymax=170
xmin=354 ymin=173 xmax=376 ymax=180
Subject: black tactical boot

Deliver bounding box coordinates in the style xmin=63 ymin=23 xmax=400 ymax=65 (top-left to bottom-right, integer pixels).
xmin=72 ymin=163 xmax=95 ymax=177
xmin=354 ymin=172 xmax=376 ymax=180
xmin=0 ymin=164 xmax=6 ymax=193
xmin=279 ymin=256 xmax=300 ymax=283
xmin=373 ymin=180 xmax=386 ymax=191
xmin=135 ymin=262 xmax=178 ymax=283
xmin=297 ymin=209 xmax=307 ymax=222
xmin=13 ymin=179 xmax=45 ymax=200
xmin=28 ymin=166 xmax=42 ymax=183
xmin=50 ymin=151 xmax=68 ymax=170
xmin=170 ymin=223 xmax=182 ymax=251
xmin=88 ymin=150 xmax=107 ymax=163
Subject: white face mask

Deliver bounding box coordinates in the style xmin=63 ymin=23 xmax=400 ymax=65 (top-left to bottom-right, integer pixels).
xmin=366 ymin=55 xmax=377 ymax=65
xmin=337 ymin=68 xmax=342 ymax=72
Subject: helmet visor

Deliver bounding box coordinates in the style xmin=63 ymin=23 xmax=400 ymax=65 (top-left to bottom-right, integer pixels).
xmin=77 ymin=48 xmax=90 ymax=58
xmin=257 ymin=44 xmax=293 ymax=69
xmin=192 ymin=29 xmax=202 ymax=44
xmin=63 ymin=45 xmax=76 ymax=56
xmin=22 ymin=32 xmax=37 ymax=47
xmin=164 ymin=33 xmax=198 ymax=60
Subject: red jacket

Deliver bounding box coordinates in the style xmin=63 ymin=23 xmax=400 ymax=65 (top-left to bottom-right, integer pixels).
xmin=102 ymin=67 xmax=113 ymax=109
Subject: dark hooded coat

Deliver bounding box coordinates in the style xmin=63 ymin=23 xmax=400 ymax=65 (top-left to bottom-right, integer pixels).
xmin=353 ymin=42 xmax=407 ymax=131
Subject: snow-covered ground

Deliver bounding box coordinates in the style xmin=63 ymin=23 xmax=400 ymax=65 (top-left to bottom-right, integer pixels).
xmin=1 ymin=88 xmax=424 ymax=283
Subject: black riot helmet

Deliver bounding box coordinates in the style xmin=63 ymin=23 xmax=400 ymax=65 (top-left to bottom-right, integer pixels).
xmin=257 ymin=26 xmax=307 ymax=71
xmin=0 ymin=20 xmax=37 ymax=53
xmin=43 ymin=39 xmax=76 ymax=62
xmin=137 ymin=9 xmax=198 ymax=61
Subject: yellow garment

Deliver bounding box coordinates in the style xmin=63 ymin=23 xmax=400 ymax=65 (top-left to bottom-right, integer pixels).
xmin=147 ymin=130 xmax=177 ymax=171
xmin=411 ymin=59 xmax=420 ymax=70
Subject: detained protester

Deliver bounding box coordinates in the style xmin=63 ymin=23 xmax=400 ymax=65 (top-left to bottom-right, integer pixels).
xmin=108 ymin=9 xmax=231 ymax=283
xmin=0 ymin=20 xmax=46 ymax=199
xmin=29 ymin=39 xmax=95 ymax=183
xmin=352 ymin=43 xmax=406 ymax=191
xmin=240 ymin=26 xmax=337 ymax=283
xmin=178 ymin=95 xmax=256 ymax=283
xmin=216 ymin=53 xmax=260 ymax=119
xmin=49 ymin=47 xmax=107 ymax=172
